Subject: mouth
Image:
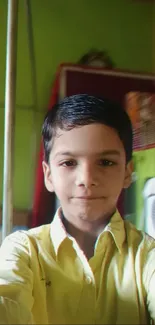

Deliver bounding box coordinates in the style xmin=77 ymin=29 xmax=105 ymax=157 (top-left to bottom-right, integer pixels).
xmin=72 ymin=196 xmax=104 ymax=200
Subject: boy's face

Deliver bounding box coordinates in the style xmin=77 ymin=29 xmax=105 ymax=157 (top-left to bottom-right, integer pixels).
xmin=43 ymin=124 xmax=132 ymax=229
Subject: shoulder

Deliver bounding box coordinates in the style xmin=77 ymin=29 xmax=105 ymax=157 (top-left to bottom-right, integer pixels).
xmin=0 ymin=224 xmax=51 ymax=257
xmin=124 ymin=219 xmax=155 ymax=252
xmin=28 ymin=223 xmax=51 ymax=241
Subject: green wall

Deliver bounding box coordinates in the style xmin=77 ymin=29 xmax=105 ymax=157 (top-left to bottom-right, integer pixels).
xmin=0 ymin=0 xmax=154 ymax=209
xmin=153 ymin=2 xmax=155 ymax=73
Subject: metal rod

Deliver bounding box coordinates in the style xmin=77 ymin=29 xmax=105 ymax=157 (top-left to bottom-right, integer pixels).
xmin=2 ymin=0 xmax=18 ymax=240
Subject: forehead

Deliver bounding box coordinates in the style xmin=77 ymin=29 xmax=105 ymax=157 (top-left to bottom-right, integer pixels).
xmin=50 ymin=124 xmax=125 ymax=158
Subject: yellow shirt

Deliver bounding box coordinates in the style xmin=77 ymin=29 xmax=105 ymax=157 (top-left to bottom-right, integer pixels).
xmin=0 ymin=208 xmax=155 ymax=324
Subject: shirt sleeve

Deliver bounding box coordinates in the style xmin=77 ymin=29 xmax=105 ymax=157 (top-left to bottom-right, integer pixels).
xmin=143 ymin=242 xmax=155 ymax=323
xmin=0 ymin=231 xmax=34 ymax=324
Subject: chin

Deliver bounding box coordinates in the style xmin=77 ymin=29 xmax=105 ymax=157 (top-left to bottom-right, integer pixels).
xmin=77 ymin=210 xmax=102 ymax=222
xmin=76 ymin=205 xmax=114 ymax=223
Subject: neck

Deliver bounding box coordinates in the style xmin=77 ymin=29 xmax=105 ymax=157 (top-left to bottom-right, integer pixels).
xmin=61 ymin=210 xmax=114 ymax=257
xmin=62 ymin=218 xmax=97 ymax=259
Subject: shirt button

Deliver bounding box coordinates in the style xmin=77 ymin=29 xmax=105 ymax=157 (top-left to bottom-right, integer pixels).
xmin=86 ymin=276 xmax=92 ymax=284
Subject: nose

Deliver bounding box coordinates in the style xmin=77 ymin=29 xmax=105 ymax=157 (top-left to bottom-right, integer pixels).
xmin=75 ymin=163 xmax=98 ymax=188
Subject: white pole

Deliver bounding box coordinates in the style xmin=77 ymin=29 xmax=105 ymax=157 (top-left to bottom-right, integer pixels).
xmin=2 ymin=0 xmax=18 ymax=240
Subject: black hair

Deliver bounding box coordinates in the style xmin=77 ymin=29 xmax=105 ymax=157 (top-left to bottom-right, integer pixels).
xmin=42 ymin=94 xmax=133 ymax=163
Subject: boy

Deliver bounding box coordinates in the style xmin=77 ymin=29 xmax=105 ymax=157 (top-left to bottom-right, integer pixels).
xmin=0 ymin=94 xmax=155 ymax=324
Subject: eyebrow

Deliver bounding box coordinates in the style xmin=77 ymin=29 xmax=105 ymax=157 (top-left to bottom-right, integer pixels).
xmin=53 ymin=150 xmax=121 ymax=158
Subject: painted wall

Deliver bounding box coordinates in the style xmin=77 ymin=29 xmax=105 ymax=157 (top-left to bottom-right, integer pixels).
xmin=153 ymin=1 xmax=155 ymax=73
xmin=0 ymin=0 xmax=154 ymax=210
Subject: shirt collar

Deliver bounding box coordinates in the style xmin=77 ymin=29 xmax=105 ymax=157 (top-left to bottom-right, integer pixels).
xmin=50 ymin=208 xmax=126 ymax=255
xmin=50 ymin=207 xmax=68 ymax=255
xmin=101 ymin=210 xmax=126 ymax=253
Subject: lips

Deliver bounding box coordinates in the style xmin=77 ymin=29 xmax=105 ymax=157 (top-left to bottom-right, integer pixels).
xmin=73 ymin=196 xmax=104 ymax=200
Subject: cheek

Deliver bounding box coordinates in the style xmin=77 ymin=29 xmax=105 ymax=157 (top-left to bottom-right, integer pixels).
xmin=51 ymin=168 xmax=73 ymax=192
xmin=102 ymin=166 xmax=125 ymax=178
xmin=101 ymin=167 xmax=125 ymax=189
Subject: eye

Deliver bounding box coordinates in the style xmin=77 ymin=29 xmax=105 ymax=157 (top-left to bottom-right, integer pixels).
xmin=61 ymin=160 xmax=77 ymax=167
xmin=99 ymin=159 xmax=115 ymax=167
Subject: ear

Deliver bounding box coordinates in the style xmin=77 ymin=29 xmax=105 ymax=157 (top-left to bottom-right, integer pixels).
xmin=123 ymin=160 xmax=134 ymax=189
xmin=42 ymin=161 xmax=54 ymax=193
